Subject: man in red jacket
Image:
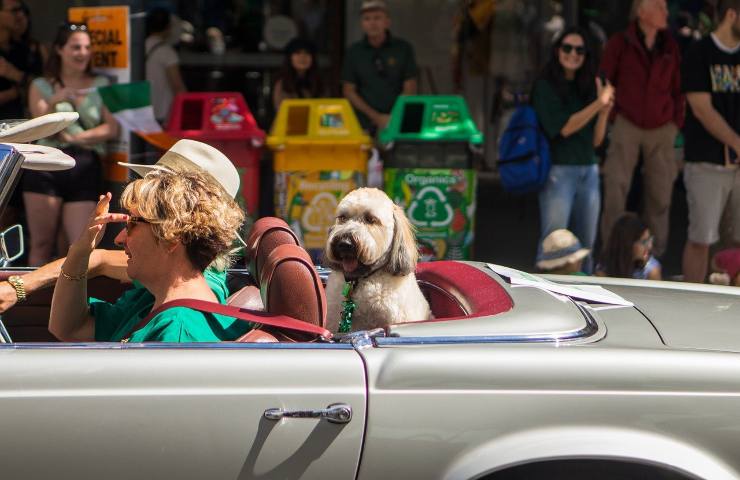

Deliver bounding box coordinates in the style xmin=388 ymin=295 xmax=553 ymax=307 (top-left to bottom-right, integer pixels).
xmin=599 ymin=0 xmax=684 ymax=258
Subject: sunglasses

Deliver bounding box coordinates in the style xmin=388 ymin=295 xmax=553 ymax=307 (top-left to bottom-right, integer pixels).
xmin=64 ymin=23 xmax=88 ymax=32
xmin=560 ymin=43 xmax=586 ymax=56
xmin=125 ymin=216 xmax=149 ymax=235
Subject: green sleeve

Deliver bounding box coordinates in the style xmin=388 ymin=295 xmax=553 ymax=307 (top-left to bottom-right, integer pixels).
xmin=531 ymin=79 xmax=569 ymax=140
xmin=401 ymin=41 xmax=419 ymax=80
xmin=138 ymin=311 xmax=195 ymax=342
xmin=31 ymin=77 xmax=52 ymax=98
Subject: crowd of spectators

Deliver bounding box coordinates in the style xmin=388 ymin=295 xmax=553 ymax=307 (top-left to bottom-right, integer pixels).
xmin=1 ymin=0 xmax=740 ymax=290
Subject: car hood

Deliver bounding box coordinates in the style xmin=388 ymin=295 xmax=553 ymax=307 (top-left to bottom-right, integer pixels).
xmin=546 ymin=275 xmax=740 ymax=353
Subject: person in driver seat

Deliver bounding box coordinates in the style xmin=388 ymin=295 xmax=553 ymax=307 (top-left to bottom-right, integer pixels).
xmin=48 ymin=167 xmax=251 ymax=343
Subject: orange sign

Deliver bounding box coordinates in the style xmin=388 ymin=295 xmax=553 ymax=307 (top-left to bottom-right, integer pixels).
xmin=68 ymin=6 xmax=129 ymax=70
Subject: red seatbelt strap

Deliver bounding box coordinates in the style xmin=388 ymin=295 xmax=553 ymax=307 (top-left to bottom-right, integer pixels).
xmin=122 ymin=299 xmax=333 ymax=342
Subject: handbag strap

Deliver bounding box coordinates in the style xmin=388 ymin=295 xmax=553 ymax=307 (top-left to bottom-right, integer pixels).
xmin=123 ymin=299 xmax=333 ymax=341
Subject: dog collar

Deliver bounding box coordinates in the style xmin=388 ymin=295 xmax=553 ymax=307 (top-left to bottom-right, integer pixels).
xmin=339 ymin=279 xmax=358 ymax=333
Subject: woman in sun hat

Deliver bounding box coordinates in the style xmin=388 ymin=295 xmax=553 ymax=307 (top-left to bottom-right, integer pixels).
xmin=49 ymin=166 xmax=251 ymax=343
xmin=536 ymin=228 xmax=591 ymax=275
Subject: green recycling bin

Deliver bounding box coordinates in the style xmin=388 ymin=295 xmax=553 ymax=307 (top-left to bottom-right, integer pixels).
xmin=379 ymin=95 xmax=482 ymax=261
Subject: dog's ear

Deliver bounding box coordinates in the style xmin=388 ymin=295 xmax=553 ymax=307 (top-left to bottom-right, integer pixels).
xmin=388 ymin=203 xmax=418 ymax=276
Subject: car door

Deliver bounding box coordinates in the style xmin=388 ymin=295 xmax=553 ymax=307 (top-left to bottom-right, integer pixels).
xmin=0 ymin=342 xmax=366 ymax=479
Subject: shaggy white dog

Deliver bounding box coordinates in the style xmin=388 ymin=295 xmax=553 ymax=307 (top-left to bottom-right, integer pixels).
xmin=324 ymin=188 xmax=431 ymax=332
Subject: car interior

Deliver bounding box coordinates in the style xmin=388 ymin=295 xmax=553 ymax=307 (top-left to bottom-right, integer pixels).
xmin=0 ymin=217 xmax=514 ymax=344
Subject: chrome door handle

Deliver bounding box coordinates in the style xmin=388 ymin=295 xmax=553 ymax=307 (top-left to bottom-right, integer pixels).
xmin=264 ymin=403 xmax=352 ymax=424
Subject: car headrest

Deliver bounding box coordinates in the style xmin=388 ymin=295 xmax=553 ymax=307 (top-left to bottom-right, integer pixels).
xmin=260 ymin=243 xmax=326 ymax=330
xmin=227 ymin=285 xmax=264 ymax=311
xmin=246 ymin=217 xmax=300 ymax=287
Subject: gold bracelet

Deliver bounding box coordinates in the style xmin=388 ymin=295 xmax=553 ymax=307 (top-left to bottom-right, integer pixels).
xmin=60 ymin=268 xmax=87 ymax=281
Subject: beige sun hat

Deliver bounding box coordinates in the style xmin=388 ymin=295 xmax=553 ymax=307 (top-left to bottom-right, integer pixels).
xmin=360 ymin=0 xmax=387 ymax=13
xmin=536 ymin=229 xmax=591 ymax=271
xmin=118 ymin=139 xmax=240 ymax=199
xmin=0 ymin=112 xmax=80 ymax=171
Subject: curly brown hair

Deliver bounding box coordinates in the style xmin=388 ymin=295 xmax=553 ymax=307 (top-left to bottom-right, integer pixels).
xmin=121 ymin=169 xmax=244 ymax=271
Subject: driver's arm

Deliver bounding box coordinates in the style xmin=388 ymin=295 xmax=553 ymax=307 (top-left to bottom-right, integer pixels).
xmin=0 ymin=249 xmax=130 ymax=313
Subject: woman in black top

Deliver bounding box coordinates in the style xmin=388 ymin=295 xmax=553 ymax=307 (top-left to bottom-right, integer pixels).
xmin=272 ymin=37 xmax=324 ymax=110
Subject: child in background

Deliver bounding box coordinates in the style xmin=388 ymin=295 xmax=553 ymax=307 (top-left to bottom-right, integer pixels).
xmin=536 ymin=229 xmax=590 ymax=275
xmin=709 ymin=248 xmax=740 ymax=286
xmin=596 ymin=213 xmax=662 ymax=280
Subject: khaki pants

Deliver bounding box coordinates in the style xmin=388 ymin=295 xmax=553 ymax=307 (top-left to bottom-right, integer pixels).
xmin=600 ymin=115 xmax=679 ymax=257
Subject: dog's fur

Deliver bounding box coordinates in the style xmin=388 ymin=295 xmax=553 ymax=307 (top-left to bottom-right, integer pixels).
xmin=324 ymin=188 xmax=431 ymax=332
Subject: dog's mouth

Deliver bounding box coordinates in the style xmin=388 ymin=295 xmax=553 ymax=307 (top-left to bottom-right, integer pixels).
xmin=332 ymin=236 xmax=367 ymax=278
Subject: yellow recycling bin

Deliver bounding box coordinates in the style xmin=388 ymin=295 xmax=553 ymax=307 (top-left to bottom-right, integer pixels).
xmin=267 ymin=99 xmax=371 ymax=261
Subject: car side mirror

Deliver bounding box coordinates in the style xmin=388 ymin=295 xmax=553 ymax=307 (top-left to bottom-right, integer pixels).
xmin=0 ymin=224 xmax=23 ymax=265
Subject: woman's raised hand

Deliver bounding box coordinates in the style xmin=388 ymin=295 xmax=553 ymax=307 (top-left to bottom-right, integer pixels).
xmin=70 ymin=193 xmax=128 ymax=256
xmin=596 ymin=76 xmax=615 ymax=110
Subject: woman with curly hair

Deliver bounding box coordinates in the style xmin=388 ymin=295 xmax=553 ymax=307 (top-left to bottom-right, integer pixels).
xmin=49 ymin=167 xmax=250 ymax=343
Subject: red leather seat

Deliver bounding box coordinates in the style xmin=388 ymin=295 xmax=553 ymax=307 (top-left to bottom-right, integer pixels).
xmin=260 ymin=244 xmax=327 ymax=332
xmin=234 ymin=243 xmax=327 ymax=343
xmin=246 ymin=217 xmax=300 ymax=288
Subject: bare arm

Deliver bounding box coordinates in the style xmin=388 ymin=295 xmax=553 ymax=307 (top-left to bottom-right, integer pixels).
xmin=343 ymin=82 xmax=384 ymax=127
xmin=50 ymin=194 xmax=128 ymax=341
xmin=686 ymin=92 xmax=740 ymax=155
xmin=28 ymin=81 xmax=76 ymax=117
xmin=165 ymin=64 xmax=186 ymax=95
xmin=648 ymin=264 xmax=662 ymax=281
xmin=272 ymin=79 xmax=285 ymax=111
xmin=562 ymin=78 xmax=614 ymax=139
xmin=402 ymin=78 xmax=417 ymax=95
xmin=0 ymin=248 xmax=130 ymax=315
xmin=593 ymin=108 xmax=611 ymax=147
xmin=64 ymin=107 xmax=119 ymax=146
xmin=0 ymin=86 xmax=18 ymax=106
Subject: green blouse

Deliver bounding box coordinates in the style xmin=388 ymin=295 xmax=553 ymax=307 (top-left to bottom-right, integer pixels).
xmin=531 ymin=78 xmax=598 ymax=166
xmin=32 ymin=76 xmax=110 ymax=156
xmin=90 ymin=269 xmax=252 ymax=343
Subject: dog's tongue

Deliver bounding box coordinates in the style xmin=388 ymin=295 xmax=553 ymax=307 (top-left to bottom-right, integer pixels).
xmin=342 ymin=258 xmax=359 ymax=273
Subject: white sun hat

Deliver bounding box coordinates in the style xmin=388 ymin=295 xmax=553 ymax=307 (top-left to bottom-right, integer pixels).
xmin=536 ymin=229 xmax=591 ymax=271
xmin=117 ymin=139 xmax=240 ymax=199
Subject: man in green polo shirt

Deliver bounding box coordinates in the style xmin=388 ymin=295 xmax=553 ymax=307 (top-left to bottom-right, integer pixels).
xmin=342 ymin=0 xmax=418 ymax=134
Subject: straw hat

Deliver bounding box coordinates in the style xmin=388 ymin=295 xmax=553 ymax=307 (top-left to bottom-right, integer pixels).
xmin=118 ymin=139 xmax=240 ymax=199
xmin=536 ymin=229 xmax=590 ymax=270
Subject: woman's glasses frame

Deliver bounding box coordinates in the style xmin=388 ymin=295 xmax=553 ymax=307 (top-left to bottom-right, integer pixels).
xmin=125 ymin=216 xmax=149 ymax=235
xmin=560 ymin=43 xmax=586 ymax=56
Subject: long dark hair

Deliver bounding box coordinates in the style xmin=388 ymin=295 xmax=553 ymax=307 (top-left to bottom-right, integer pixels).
xmin=603 ymin=213 xmax=648 ymax=278
xmin=44 ymin=23 xmax=93 ymax=87
xmin=538 ymin=26 xmax=597 ymax=102
xmin=278 ymin=37 xmax=323 ymax=99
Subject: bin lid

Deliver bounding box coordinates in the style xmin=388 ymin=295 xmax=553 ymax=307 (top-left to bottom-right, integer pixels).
xmin=378 ymin=95 xmax=483 ymax=146
xmin=267 ymin=98 xmax=371 ymax=148
xmin=166 ymin=92 xmax=266 ymax=142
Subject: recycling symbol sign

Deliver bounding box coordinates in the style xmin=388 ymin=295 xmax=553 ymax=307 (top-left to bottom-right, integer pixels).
xmin=408 ymin=186 xmax=453 ymax=228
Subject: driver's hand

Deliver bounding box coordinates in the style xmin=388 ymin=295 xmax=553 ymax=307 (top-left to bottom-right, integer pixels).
xmin=0 ymin=281 xmax=17 ymax=313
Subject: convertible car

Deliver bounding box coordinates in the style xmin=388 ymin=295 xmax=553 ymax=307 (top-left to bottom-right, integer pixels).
xmin=0 ymin=144 xmax=739 ymax=480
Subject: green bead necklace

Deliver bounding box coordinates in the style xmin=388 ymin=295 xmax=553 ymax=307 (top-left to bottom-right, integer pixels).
xmin=339 ymin=280 xmax=357 ymax=333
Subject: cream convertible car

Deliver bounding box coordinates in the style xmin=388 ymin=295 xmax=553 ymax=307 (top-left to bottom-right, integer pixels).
xmin=0 ymin=145 xmax=738 ymax=480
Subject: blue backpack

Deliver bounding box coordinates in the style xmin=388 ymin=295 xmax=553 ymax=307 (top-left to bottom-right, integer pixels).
xmin=497 ymin=105 xmax=550 ymax=194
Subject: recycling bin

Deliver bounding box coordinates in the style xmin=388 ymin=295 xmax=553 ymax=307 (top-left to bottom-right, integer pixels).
xmin=167 ymin=92 xmax=265 ymax=218
xmin=379 ymin=95 xmax=482 ymax=261
xmin=267 ymin=98 xmax=371 ymax=261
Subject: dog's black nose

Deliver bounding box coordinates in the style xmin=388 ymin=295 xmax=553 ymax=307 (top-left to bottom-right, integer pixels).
xmin=336 ymin=237 xmax=355 ymax=255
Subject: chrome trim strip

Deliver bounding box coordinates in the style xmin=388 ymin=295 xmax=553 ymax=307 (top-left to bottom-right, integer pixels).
xmin=376 ymin=301 xmax=600 ymax=346
xmin=0 ymin=342 xmax=353 ymax=350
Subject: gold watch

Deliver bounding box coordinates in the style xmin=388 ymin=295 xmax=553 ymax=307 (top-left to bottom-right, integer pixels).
xmin=7 ymin=275 xmax=26 ymax=302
